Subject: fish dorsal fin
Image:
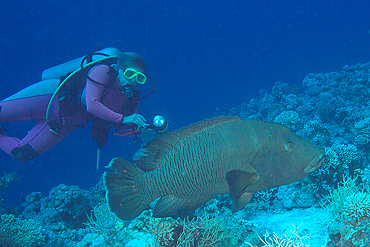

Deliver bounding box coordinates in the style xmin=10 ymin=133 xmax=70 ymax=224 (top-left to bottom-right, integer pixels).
xmin=133 ymin=116 xmax=241 ymax=171
xmin=226 ymin=170 xmax=258 ymax=210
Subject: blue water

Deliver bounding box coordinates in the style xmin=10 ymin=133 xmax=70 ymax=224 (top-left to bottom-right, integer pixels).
xmin=0 ymin=0 xmax=369 ymax=207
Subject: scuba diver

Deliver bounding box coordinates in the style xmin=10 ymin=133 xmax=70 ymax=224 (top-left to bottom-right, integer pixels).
xmin=0 ymin=48 xmax=157 ymax=162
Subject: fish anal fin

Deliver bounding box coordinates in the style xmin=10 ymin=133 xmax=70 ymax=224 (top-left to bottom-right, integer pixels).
xmin=226 ymin=169 xmax=258 ymax=201
xmin=232 ymin=192 xmax=253 ymax=212
xmin=153 ymin=195 xmax=211 ymax=218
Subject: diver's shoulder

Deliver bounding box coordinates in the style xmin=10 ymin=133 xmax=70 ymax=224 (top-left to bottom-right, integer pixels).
xmin=88 ymin=64 xmax=111 ymax=74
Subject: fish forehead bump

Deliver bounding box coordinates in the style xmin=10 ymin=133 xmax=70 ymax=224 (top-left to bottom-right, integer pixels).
xmin=265 ymin=122 xmax=324 ymax=156
xmin=253 ymin=121 xmax=294 ymax=141
xmin=249 ymin=120 xmax=325 ymax=188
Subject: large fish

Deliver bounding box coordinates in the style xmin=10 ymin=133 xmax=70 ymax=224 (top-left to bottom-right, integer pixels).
xmin=104 ymin=116 xmax=325 ymax=221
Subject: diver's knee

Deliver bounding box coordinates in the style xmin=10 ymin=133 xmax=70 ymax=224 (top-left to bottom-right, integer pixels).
xmin=10 ymin=144 xmax=39 ymax=161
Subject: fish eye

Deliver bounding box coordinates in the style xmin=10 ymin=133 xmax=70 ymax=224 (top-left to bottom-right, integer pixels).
xmin=285 ymin=142 xmax=294 ymax=150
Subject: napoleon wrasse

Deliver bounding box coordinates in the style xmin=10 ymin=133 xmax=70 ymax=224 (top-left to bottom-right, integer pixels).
xmin=104 ymin=116 xmax=325 ymax=221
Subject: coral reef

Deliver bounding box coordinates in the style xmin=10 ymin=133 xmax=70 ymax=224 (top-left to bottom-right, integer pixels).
xmin=3 ymin=182 xmax=106 ymax=247
xmin=0 ymin=214 xmax=46 ymax=247
xmin=273 ymin=110 xmax=300 ymax=130
xmin=2 ymin=60 xmax=370 ymax=246
xmin=0 ymin=172 xmax=20 ymax=190
xmin=0 ymin=172 xmax=20 ymax=213
xmin=26 ymin=184 xmax=96 ymax=229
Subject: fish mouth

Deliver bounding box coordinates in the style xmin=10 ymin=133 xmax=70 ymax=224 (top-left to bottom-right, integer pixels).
xmin=304 ymin=153 xmax=326 ymax=174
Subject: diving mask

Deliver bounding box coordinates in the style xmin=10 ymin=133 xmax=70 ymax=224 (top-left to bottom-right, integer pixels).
xmin=122 ymin=68 xmax=147 ymax=84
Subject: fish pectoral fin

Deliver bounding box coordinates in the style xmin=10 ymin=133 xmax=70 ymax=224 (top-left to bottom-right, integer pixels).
xmin=226 ymin=169 xmax=258 ymax=201
xmin=153 ymin=195 xmax=210 ymax=218
xmin=232 ymin=192 xmax=253 ymax=212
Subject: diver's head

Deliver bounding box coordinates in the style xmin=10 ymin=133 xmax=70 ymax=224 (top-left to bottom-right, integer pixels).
xmin=117 ymin=52 xmax=146 ymax=72
xmin=116 ymin=52 xmax=147 ymax=88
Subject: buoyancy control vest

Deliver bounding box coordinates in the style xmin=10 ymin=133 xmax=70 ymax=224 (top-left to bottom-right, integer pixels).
xmin=44 ymin=48 xmax=156 ymax=148
xmin=57 ymin=57 xmax=119 ymax=117
xmin=45 ymin=47 xmax=121 ymax=131
xmin=47 ymin=55 xmax=120 ymax=135
xmin=44 ymin=48 xmax=138 ymax=149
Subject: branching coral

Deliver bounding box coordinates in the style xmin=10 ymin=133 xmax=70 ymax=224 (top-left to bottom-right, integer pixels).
xmin=323 ymin=176 xmax=369 ymax=223
xmin=245 ymin=224 xmax=311 ymax=247
xmin=323 ymin=176 xmax=370 ymax=246
xmin=299 ymin=120 xmax=333 ymax=146
xmin=335 ymin=144 xmax=358 ymax=168
xmin=309 ymin=147 xmax=341 ymax=196
xmin=308 ymin=143 xmax=358 ymax=199
xmin=84 ymin=202 xmax=118 ymax=235
xmin=176 ymin=214 xmax=234 ymax=247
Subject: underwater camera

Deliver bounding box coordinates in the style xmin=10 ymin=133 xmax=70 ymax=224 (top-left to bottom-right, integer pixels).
xmin=148 ymin=114 xmax=168 ymax=133
xmin=133 ymin=114 xmax=168 ymax=144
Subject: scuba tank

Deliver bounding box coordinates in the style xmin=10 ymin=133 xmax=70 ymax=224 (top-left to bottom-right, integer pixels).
xmin=42 ymin=47 xmax=121 ymax=80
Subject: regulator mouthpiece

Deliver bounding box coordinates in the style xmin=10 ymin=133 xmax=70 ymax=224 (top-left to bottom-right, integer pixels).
xmin=122 ymin=85 xmax=134 ymax=98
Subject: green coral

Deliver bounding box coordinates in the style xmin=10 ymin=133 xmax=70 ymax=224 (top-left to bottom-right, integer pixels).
xmin=0 ymin=214 xmax=46 ymax=247
xmin=323 ymin=176 xmax=370 ymax=246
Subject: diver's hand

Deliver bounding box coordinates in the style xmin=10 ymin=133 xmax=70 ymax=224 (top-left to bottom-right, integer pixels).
xmin=121 ymin=113 xmax=147 ymax=128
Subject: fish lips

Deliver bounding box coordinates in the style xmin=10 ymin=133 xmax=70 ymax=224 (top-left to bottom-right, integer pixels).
xmin=304 ymin=153 xmax=326 ymax=174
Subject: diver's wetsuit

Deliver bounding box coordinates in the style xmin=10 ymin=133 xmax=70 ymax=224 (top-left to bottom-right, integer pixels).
xmin=0 ymin=64 xmax=138 ymax=161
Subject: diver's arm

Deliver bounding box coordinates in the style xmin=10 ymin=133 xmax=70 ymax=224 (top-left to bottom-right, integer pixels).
xmin=85 ymin=65 xmax=124 ymax=123
xmin=115 ymin=99 xmax=142 ymax=136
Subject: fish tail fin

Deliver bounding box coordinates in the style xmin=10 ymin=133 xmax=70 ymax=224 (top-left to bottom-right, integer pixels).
xmin=103 ymin=157 xmax=149 ymax=221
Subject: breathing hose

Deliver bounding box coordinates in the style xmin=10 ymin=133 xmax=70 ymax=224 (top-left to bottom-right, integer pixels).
xmin=45 ymin=54 xmax=117 ymax=128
